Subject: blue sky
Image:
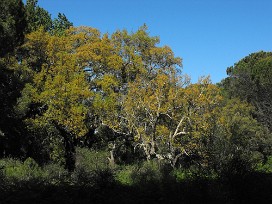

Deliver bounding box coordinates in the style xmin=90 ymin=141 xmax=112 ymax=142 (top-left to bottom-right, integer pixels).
xmin=35 ymin=0 xmax=272 ymax=83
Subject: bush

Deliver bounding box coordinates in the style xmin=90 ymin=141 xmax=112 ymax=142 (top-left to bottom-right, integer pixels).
xmin=129 ymin=160 xmax=173 ymax=185
xmin=0 ymin=157 xmax=43 ymax=183
xmin=130 ymin=161 xmax=162 ymax=185
xmin=0 ymin=164 xmax=6 ymax=190
xmin=42 ymin=163 xmax=68 ymax=184
xmin=173 ymin=168 xmax=194 ymax=182
xmin=256 ymin=155 xmax=272 ymax=173
xmin=75 ymin=148 xmax=109 ymax=170
xmin=115 ymin=164 xmax=135 ymax=185
xmin=72 ymin=148 xmax=115 ymax=187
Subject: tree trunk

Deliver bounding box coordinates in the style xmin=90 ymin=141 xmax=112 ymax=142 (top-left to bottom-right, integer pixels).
xmin=108 ymin=143 xmax=116 ymax=168
xmin=63 ymin=134 xmax=75 ymax=172
xmin=53 ymin=122 xmax=76 ymax=172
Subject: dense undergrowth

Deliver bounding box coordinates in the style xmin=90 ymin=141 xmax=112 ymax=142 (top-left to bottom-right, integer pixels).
xmin=1 ymin=148 xmax=272 ymax=204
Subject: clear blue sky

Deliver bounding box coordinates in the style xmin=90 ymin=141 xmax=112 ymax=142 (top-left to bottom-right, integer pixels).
xmin=35 ymin=0 xmax=272 ymax=83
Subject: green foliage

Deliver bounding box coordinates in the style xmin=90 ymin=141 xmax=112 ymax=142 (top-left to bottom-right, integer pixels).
xmin=48 ymin=134 xmax=66 ymax=165
xmin=0 ymin=158 xmax=42 ymax=183
xmin=0 ymin=0 xmax=28 ymax=158
xmin=25 ymin=0 xmax=52 ymax=32
xmin=0 ymin=158 xmax=69 ymax=185
xmin=0 ymin=157 xmax=272 ymax=203
xmin=51 ymin=13 xmax=73 ymax=36
xmin=72 ymin=148 xmax=115 ymax=187
xmin=42 ymin=163 xmax=69 ymax=184
xmin=130 ymin=161 xmax=164 ymax=185
xmin=220 ymin=52 xmax=272 ymax=176
xmin=0 ymin=57 xmax=30 ymax=159
xmin=24 ymin=0 xmax=73 ymax=35
xmin=209 ymin=98 xmax=269 ymax=176
xmin=173 ymin=168 xmax=193 ymax=181
xmin=115 ymin=165 xmax=135 ymax=185
xmin=256 ymin=156 xmax=272 ymax=173
xmin=116 ymin=160 xmax=174 ymax=187
xmin=0 ymin=0 xmax=26 ymax=57
xmin=75 ymin=148 xmax=109 ymax=171
xmin=222 ymin=51 xmax=272 ymax=131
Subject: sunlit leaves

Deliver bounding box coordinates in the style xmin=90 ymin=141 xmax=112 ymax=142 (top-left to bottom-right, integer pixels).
xmin=119 ymin=74 xmax=224 ymax=165
xmin=20 ymin=28 xmax=93 ymax=138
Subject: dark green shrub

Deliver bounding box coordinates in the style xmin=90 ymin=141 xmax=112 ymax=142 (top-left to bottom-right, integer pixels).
xmin=173 ymin=168 xmax=195 ymax=182
xmin=256 ymin=155 xmax=272 ymax=173
xmin=42 ymin=163 xmax=68 ymax=184
xmin=129 ymin=160 xmax=174 ymax=185
xmin=75 ymin=148 xmax=109 ymax=170
xmin=130 ymin=160 xmax=162 ymax=185
xmin=72 ymin=148 xmax=115 ymax=187
xmin=210 ymin=137 xmax=263 ymax=178
xmin=0 ymin=157 xmax=43 ymax=183
xmin=0 ymin=164 xmax=6 ymax=190
xmin=115 ymin=165 xmax=135 ymax=185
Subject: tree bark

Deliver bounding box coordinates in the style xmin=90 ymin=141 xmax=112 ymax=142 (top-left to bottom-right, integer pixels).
xmin=108 ymin=143 xmax=116 ymax=168
xmin=53 ymin=121 xmax=76 ymax=172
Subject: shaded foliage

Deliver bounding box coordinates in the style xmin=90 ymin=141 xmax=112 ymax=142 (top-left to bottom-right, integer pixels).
xmin=0 ymin=155 xmax=272 ymax=203
xmin=0 ymin=0 xmax=26 ymax=57
xmin=25 ymin=0 xmax=52 ymax=33
xmin=221 ymin=51 xmax=272 ymax=131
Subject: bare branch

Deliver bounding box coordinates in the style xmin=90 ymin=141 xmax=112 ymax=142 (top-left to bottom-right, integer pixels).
xmin=173 ymin=116 xmax=186 ymax=138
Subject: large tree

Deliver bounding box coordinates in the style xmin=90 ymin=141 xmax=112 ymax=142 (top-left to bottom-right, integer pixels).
xmin=0 ymin=0 xmax=26 ymax=57
xmin=211 ymin=98 xmax=271 ymax=175
xmin=122 ymin=76 xmax=223 ymax=167
xmin=90 ymin=25 xmax=182 ymax=165
xmin=24 ymin=0 xmax=52 ymax=33
xmin=0 ymin=0 xmax=28 ymax=158
xmin=18 ymin=28 xmax=93 ymax=170
xmin=221 ymin=51 xmax=272 ymax=130
xmin=51 ymin=13 xmax=73 ymax=36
